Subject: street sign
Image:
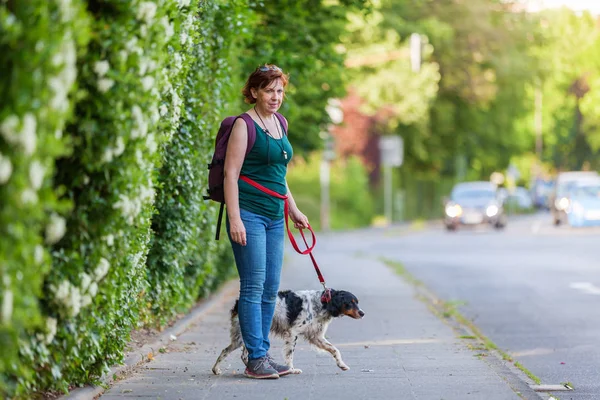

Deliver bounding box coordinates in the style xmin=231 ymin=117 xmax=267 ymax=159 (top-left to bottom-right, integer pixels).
xmin=379 ymin=136 xmax=403 ymax=167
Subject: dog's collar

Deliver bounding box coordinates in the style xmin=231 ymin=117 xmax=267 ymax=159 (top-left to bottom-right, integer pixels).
xmin=321 ymin=288 xmax=332 ymax=303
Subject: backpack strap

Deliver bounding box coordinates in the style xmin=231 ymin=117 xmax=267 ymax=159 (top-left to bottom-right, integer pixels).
xmin=214 ymin=113 xmax=257 ymax=241
xmin=274 ymin=112 xmax=288 ymax=135
xmin=237 ymin=113 xmax=257 ymax=156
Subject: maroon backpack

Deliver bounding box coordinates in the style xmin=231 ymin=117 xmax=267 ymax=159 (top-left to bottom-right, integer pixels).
xmin=204 ymin=112 xmax=288 ymax=239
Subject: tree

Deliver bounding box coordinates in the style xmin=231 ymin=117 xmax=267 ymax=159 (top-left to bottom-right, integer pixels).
xmin=238 ymin=0 xmax=370 ymax=154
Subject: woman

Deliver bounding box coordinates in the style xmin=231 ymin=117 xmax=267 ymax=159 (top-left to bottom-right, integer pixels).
xmin=224 ymin=64 xmax=309 ymax=379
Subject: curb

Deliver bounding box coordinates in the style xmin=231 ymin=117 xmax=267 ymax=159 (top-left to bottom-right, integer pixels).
xmin=59 ymin=279 xmax=239 ymax=400
xmin=412 ymin=283 xmax=546 ymax=400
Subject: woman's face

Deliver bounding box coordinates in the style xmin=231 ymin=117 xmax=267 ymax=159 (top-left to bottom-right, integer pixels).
xmin=252 ymin=78 xmax=284 ymax=113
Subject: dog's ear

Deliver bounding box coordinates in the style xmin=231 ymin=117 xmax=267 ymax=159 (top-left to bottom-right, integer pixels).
xmin=325 ymin=289 xmax=343 ymax=317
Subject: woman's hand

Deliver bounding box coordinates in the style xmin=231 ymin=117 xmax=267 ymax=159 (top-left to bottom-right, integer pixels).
xmin=289 ymin=208 xmax=309 ymax=229
xmin=229 ymin=218 xmax=247 ymax=246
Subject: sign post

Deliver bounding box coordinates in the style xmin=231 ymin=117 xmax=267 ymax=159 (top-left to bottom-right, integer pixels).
xmin=321 ymin=99 xmax=343 ymax=231
xmin=379 ymin=136 xmax=404 ymax=225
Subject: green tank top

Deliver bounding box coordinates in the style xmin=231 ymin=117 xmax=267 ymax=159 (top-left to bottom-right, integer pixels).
xmin=238 ymin=120 xmax=293 ymax=220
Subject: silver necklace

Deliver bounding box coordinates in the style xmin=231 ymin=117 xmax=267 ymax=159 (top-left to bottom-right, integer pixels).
xmin=254 ymin=107 xmax=287 ymax=160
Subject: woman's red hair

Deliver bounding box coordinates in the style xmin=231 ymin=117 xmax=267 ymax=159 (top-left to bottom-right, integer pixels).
xmin=242 ymin=64 xmax=289 ymax=104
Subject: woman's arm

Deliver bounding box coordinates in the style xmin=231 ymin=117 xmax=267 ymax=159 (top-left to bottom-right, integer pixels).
xmin=224 ymin=118 xmax=249 ymax=245
xmin=286 ymin=181 xmax=309 ymax=229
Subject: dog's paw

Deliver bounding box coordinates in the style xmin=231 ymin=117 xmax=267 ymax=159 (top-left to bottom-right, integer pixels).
xmin=290 ymin=368 xmax=303 ymax=374
xmin=338 ymin=364 xmax=350 ymax=371
xmin=212 ymin=367 xmax=222 ymax=375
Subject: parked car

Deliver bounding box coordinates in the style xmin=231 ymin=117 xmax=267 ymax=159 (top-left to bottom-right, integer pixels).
xmin=443 ymin=181 xmax=507 ymax=231
xmin=566 ymin=180 xmax=600 ymax=227
xmin=550 ymin=171 xmax=600 ymax=225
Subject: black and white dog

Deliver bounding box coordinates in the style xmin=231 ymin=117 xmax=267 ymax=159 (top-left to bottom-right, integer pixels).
xmin=212 ymin=289 xmax=364 ymax=375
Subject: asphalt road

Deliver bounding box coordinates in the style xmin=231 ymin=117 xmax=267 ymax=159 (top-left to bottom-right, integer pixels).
xmin=371 ymin=212 xmax=600 ymax=400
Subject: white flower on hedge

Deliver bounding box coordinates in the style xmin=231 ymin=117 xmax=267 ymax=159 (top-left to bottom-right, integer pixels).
xmin=4 ymin=12 xmax=16 ymax=27
xmin=131 ymin=105 xmax=148 ymax=138
xmin=0 ymin=153 xmax=13 ymax=184
xmin=139 ymin=183 xmax=155 ymax=201
xmin=21 ymin=189 xmax=38 ymax=205
xmin=160 ymin=16 xmax=174 ymax=40
xmin=81 ymin=294 xmax=92 ymax=308
xmin=183 ymin=13 xmax=194 ymax=30
xmin=180 ymin=32 xmax=189 ymax=46
xmin=83 ymin=175 xmax=90 ymax=185
xmin=119 ymin=50 xmax=128 ymax=63
xmin=2 ymin=289 xmax=13 ymax=323
xmin=45 ymin=213 xmax=67 ymax=244
xmin=67 ymin=285 xmax=82 ymax=317
xmin=104 ymin=234 xmax=115 ymax=246
xmin=80 ymin=272 xmax=92 ymax=291
xmin=125 ymin=37 xmax=138 ymax=52
xmin=137 ymin=2 xmax=157 ymax=24
xmin=58 ymin=0 xmax=75 ymax=22
xmin=150 ymin=105 xmax=160 ymax=124
xmin=146 ymin=133 xmax=157 ymax=153
xmin=29 ymin=160 xmax=46 ymax=190
xmin=94 ymin=60 xmax=110 ymax=77
xmin=114 ymin=136 xmax=126 ymax=157
xmin=113 ymin=194 xmax=138 ymax=224
xmin=88 ymin=282 xmax=98 ymax=297
xmin=173 ymin=53 xmax=183 ymax=72
xmin=98 ymin=78 xmax=115 ymax=93
xmin=140 ymin=25 xmax=149 ymax=39
xmin=34 ymin=245 xmax=45 ymax=264
xmin=141 ymin=76 xmax=154 ymax=92
xmin=139 ymin=57 xmax=150 ymax=75
xmin=44 ymin=317 xmax=58 ymax=344
xmin=21 ymin=113 xmax=37 ymax=156
xmin=45 ymin=317 xmax=57 ymax=344
xmin=135 ymin=149 xmax=144 ymax=166
xmin=95 ymin=258 xmax=110 ymax=281
xmin=53 ymin=280 xmax=71 ymax=302
xmin=102 ymin=148 xmax=114 ymax=163
xmin=148 ymin=60 xmax=158 ymax=73
xmin=49 ymin=37 xmax=77 ymax=112
xmin=0 ymin=115 xmax=19 ymax=144
xmin=159 ymin=104 xmax=168 ymax=117
xmin=179 ymin=0 xmax=191 ymax=8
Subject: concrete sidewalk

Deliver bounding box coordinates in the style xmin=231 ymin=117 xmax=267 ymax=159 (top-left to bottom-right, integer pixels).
xmin=95 ymin=231 xmax=543 ymax=400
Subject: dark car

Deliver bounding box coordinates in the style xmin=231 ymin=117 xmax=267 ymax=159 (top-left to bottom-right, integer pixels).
xmin=444 ymin=181 xmax=507 ymax=231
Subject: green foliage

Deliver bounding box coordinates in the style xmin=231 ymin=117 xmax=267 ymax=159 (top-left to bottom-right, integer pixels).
xmin=240 ymin=0 xmax=371 ymax=154
xmin=0 ymin=0 xmax=90 ymax=395
xmin=146 ymin=0 xmax=249 ymax=323
xmin=286 ymin=153 xmax=374 ymax=231
xmin=534 ymin=9 xmax=600 ymax=170
xmin=0 ymin=0 xmax=249 ymax=397
xmin=344 ymin=0 xmax=539 ymax=179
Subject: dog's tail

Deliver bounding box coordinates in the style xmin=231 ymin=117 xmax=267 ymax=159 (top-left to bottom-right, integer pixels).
xmin=231 ymin=300 xmax=239 ymax=318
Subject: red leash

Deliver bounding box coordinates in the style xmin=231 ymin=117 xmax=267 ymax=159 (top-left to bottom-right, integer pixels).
xmin=240 ymin=176 xmax=332 ymax=303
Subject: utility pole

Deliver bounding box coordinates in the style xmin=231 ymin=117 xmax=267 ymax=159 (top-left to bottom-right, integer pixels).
xmin=535 ymin=84 xmax=543 ymax=161
xmin=321 ymin=99 xmax=343 ymax=232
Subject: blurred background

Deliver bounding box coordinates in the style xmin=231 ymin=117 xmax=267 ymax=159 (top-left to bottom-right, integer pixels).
xmin=2 ymin=0 xmax=600 ymax=398
xmin=283 ymin=0 xmax=600 ymax=231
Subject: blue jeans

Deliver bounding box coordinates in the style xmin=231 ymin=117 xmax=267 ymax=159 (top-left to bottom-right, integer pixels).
xmin=227 ymin=208 xmax=284 ymax=360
